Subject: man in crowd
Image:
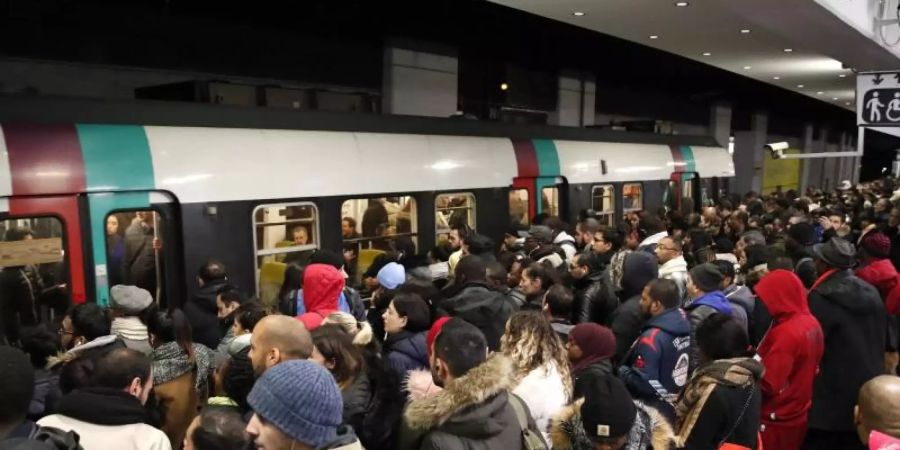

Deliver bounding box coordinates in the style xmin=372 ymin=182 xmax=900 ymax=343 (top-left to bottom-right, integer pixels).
xmin=619 ymin=278 xmax=690 ymax=421
xmin=246 ymin=360 xmax=362 ymax=450
xmin=543 ymin=284 xmax=575 ymax=341
xmin=855 ymin=375 xmax=900 ymax=448
xmin=57 ymin=303 xmax=124 ymax=360
xmin=184 ymin=260 xmax=229 ymax=349
xmin=684 ymin=263 xmax=732 ymax=370
xmin=109 ymin=285 xmax=154 ymax=355
xmin=637 ymin=212 xmax=668 ymax=254
xmin=249 ymin=315 xmax=314 ymax=378
xmin=804 ymin=238 xmax=887 ymax=450
xmin=656 ymin=236 xmax=689 ymax=303
xmin=569 ymin=252 xmax=617 ymax=325
xmin=38 ymin=348 xmax=171 ymax=450
xmin=610 ymin=251 xmax=659 ymax=362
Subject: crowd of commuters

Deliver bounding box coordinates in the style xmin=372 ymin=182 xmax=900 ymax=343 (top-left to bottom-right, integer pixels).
xmin=3 ymin=179 xmax=900 ymax=450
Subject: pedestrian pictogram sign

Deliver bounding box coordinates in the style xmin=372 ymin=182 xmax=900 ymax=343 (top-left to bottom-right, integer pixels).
xmin=858 ymin=71 xmax=900 ymax=126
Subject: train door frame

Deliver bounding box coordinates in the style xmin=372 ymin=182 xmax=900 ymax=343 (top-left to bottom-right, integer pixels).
xmin=86 ymin=190 xmax=184 ymax=309
xmin=512 ymin=176 xmax=569 ymax=221
xmin=668 ymin=171 xmax=702 ymax=214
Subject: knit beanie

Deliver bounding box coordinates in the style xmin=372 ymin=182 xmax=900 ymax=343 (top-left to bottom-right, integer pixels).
xmin=862 ymin=232 xmax=891 ymax=259
xmin=247 ymin=360 xmax=342 ymax=447
xmin=580 ymin=375 xmax=636 ymax=441
xmin=689 ymin=263 xmax=724 ymax=292
xmin=109 ymin=285 xmax=153 ymax=315
xmin=787 ymin=222 xmax=816 ymax=246
xmin=570 ymin=323 xmax=616 ymax=361
xmin=377 ymin=262 xmax=406 ymax=290
xmin=426 ymin=316 xmax=452 ymax=359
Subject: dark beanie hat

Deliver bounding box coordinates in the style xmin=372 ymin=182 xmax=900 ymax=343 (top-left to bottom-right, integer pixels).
xmin=787 ymin=222 xmax=816 ymax=246
xmin=862 ymin=232 xmax=891 ymax=259
xmin=690 ymin=263 xmax=724 ymax=292
xmin=580 ymin=376 xmax=636 ymax=441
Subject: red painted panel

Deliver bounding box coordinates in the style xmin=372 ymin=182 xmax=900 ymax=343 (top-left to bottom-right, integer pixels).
xmin=3 ymin=123 xmax=86 ymax=196
xmin=9 ymin=196 xmax=87 ymax=304
xmin=511 ymin=139 xmax=539 ymax=178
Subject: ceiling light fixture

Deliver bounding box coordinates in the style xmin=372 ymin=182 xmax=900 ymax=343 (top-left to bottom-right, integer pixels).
xmin=573 ymin=11 xmax=585 ymax=16
xmin=839 ymin=74 xmax=847 ymax=78
xmin=845 ymin=102 xmax=851 ymax=106
xmin=702 ymin=52 xmax=711 ymax=56
xmin=797 ymin=84 xmax=804 ymax=88
xmin=773 ymin=76 xmax=780 ymax=80
xmin=832 ymin=97 xmax=839 ymax=101
xmin=740 ymin=29 xmax=751 ymax=34
xmin=675 ymin=1 xmax=689 ymax=6
xmin=784 ymin=48 xmax=793 ymax=53
xmin=649 ymin=35 xmax=659 ymax=39
xmin=817 ymin=91 xmax=824 ymax=95
xmin=743 ymin=66 xmax=752 ymax=70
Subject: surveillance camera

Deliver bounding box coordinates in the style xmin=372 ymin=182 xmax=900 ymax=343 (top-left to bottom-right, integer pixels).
xmin=764 ymin=142 xmax=789 ymax=159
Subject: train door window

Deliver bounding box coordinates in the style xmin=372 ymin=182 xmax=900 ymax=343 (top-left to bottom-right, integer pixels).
xmin=105 ymin=210 xmax=169 ymax=301
xmin=0 ymin=216 xmax=69 ymax=331
xmin=253 ymin=203 xmax=319 ymax=304
xmin=509 ymin=189 xmax=530 ymax=226
xmin=623 ymin=183 xmax=644 ymax=213
xmin=341 ymin=196 xmax=417 ymax=282
xmin=591 ymin=185 xmax=615 ymax=226
xmin=541 ymin=187 xmax=560 ymax=217
xmin=435 ymin=193 xmax=475 ymax=242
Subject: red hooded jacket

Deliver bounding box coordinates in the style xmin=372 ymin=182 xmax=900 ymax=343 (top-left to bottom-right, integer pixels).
xmin=856 ymin=258 xmax=900 ymax=315
xmin=755 ymin=270 xmax=825 ymax=425
xmin=296 ymin=263 xmax=345 ymax=331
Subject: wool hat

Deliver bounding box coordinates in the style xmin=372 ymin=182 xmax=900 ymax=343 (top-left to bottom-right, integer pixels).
xmin=109 ymin=285 xmax=153 ymax=315
xmin=813 ymin=237 xmax=857 ymax=269
xmin=787 ymin=222 xmax=816 ymax=246
xmin=569 ymin=323 xmax=616 ymax=361
xmin=862 ymin=232 xmax=891 ymax=259
xmin=426 ymin=316 xmax=452 ymax=358
xmin=689 ymin=263 xmax=725 ymax=292
xmin=580 ymin=375 xmax=636 ymax=441
xmin=528 ymin=225 xmax=554 ymax=244
xmin=377 ymin=262 xmax=406 ymax=290
xmin=247 ymin=360 xmax=343 ymax=447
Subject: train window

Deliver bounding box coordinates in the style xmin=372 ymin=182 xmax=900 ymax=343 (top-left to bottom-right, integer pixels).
xmin=591 ymin=185 xmax=615 ymax=226
xmin=341 ymin=197 xmax=417 ymax=283
xmin=435 ymin=193 xmax=476 ymax=242
xmin=541 ymin=187 xmax=560 ymax=217
xmin=509 ymin=189 xmax=529 ymax=226
xmin=253 ymin=203 xmax=319 ymax=304
xmin=105 ymin=210 xmax=169 ymax=301
xmin=0 ymin=216 xmax=70 ymax=331
xmin=623 ymin=183 xmax=643 ymax=212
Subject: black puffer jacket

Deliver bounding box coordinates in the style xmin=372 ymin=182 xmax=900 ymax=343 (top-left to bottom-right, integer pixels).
xmin=437 ymin=282 xmax=517 ymax=351
xmin=384 ymin=331 xmax=428 ymax=381
xmin=183 ymin=280 xmax=228 ymax=350
xmin=808 ymin=269 xmax=886 ymax=432
xmin=572 ymin=360 xmax=614 ymax=400
xmin=572 ymin=269 xmax=618 ymax=325
xmin=397 ymin=355 xmax=523 ymax=450
xmin=341 ymin=372 xmax=372 ymax=437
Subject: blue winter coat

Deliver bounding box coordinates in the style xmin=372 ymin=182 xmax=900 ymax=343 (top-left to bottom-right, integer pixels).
xmin=619 ymin=307 xmax=691 ymax=421
xmin=383 ymin=330 xmax=428 ymax=380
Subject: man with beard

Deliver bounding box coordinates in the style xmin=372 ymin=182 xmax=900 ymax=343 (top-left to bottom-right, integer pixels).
xmin=618 ymin=278 xmax=691 ymax=422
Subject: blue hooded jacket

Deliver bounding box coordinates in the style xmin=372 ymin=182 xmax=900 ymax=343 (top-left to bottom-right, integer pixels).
xmin=686 ymin=290 xmax=732 ymax=315
xmin=618 ymin=307 xmax=691 ymax=421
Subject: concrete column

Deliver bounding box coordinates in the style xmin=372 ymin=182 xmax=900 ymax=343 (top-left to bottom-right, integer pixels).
xmin=749 ymin=111 xmax=768 ymax=193
xmin=382 ymin=40 xmax=458 ymax=117
xmin=709 ymin=102 xmax=732 ymax=147
xmin=550 ymin=70 xmax=595 ymax=127
xmin=800 ymin=123 xmax=815 ymax=193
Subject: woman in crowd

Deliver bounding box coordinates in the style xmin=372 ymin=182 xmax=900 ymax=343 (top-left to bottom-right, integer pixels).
xmin=381 ymin=293 xmax=431 ymax=380
xmin=566 ymin=322 xmax=617 ymax=399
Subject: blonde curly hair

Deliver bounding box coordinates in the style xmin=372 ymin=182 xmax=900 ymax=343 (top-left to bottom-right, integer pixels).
xmin=322 ymin=312 xmax=374 ymax=347
xmin=499 ymin=310 xmax=572 ymax=400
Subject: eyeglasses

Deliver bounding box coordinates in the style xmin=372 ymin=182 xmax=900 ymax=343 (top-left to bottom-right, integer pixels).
xmin=57 ymin=328 xmax=73 ymax=336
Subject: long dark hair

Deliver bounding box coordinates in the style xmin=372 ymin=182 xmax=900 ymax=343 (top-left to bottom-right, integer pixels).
xmin=311 ymin=325 xmax=365 ymax=387
xmin=147 ymin=309 xmax=195 ymax=360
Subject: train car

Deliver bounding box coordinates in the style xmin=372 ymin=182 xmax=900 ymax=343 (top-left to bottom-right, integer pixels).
xmin=0 ymin=98 xmax=734 ymax=311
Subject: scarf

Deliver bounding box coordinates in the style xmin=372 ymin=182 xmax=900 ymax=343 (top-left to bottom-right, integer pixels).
xmin=675 ymin=357 xmax=764 ymax=443
xmin=56 ymin=387 xmax=149 ymax=426
xmin=151 ymin=341 xmax=212 ymax=393
xmin=610 ymin=249 xmax=632 ymax=292
xmin=111 ymin=317 xmax=149 ymax=342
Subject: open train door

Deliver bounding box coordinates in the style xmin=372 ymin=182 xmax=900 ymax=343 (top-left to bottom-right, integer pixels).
xmin=510 ymin=176 xmax=568 ymax=225
xmin=86 ymin=190 xmax=184 ymax=309
xmin=666 ymin=172 xmax=702 ymax=214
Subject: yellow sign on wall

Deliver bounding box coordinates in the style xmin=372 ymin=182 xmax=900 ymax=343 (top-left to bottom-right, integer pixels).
xmin=762 ymin=149 xmax=802 ymax=194
xmin=0 ymin=238 xmax=63 ymax=267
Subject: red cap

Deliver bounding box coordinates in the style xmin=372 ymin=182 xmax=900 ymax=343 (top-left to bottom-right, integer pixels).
xmin=426 ymin=317 xmax=452 ymax=358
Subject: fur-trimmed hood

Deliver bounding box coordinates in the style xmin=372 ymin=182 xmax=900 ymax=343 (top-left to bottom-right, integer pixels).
xmin=404 ymin=354 xmax=515 ymax=430
xmin=550 ymin=399 xmax=676 ymax=450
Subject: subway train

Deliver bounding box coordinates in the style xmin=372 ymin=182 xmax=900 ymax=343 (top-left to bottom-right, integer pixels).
xmin=0 ymin=98 xmax=734 ymax=310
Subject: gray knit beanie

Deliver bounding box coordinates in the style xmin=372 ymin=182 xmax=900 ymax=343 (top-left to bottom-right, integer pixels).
xmin=247 ymin=360 xmax=343 ymax=447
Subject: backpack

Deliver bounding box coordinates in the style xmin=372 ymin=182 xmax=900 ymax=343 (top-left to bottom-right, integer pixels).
xmin=508 ymin=393 xmax=549 ymax=450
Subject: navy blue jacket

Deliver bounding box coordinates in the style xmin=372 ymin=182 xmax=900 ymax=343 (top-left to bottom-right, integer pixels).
xmin=619 ymin=307 xmax=691 ymax=421
xmin=383 ymin=330 xmax=428 ymax=381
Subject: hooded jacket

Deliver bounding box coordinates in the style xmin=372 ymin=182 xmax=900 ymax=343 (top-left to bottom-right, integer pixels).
xmin=437 ymin=282 xmax=517 ymax=351
xmin=384 ymin=331 xmax=429 ymax=381
xmin=619 ymin=307 xmax=691 ymax=421
xmin=754 ymin=270 xmax=824 ymax=426
xmin=807 ymin=269 xmax=886 ymax=432
xmin=37 ymin=388 xmax=171 ymax=450
xmin=297 ymin=264 xmax=345 ymax=331
xmin=549 ymin=399 xmax=676 ymax=450
xmin=723 ymin=284 xmax=755 ymax=334
xmin=611 ymin=252 xmax=659 ymax=363
xmin=513 ymin=361 xmax=569 ymax=444
xmin=554 ymin=231 xmax=578 ymax=263
xmin=572 ymin=269 xmax=618 ymax=325
xmin=857 ymin=258 xmax=900 ymax=312
xmin=659 ymin=256 xmax=689 ymax=303
xmin=398 ymin=355 xmax=523 ymax=450
xmin=183 ymin=279 xmax=228 ymax=349
xmin=684 ymin=291 xmax=732 ymax=372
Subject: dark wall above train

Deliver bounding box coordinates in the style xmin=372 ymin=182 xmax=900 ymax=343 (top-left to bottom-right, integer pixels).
xmin=0 ymin=0 xmax=854 ymax=134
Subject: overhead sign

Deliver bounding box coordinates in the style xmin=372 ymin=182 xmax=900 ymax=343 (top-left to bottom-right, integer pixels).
xmin=858 ymin=71 xmax=900 ymax=126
